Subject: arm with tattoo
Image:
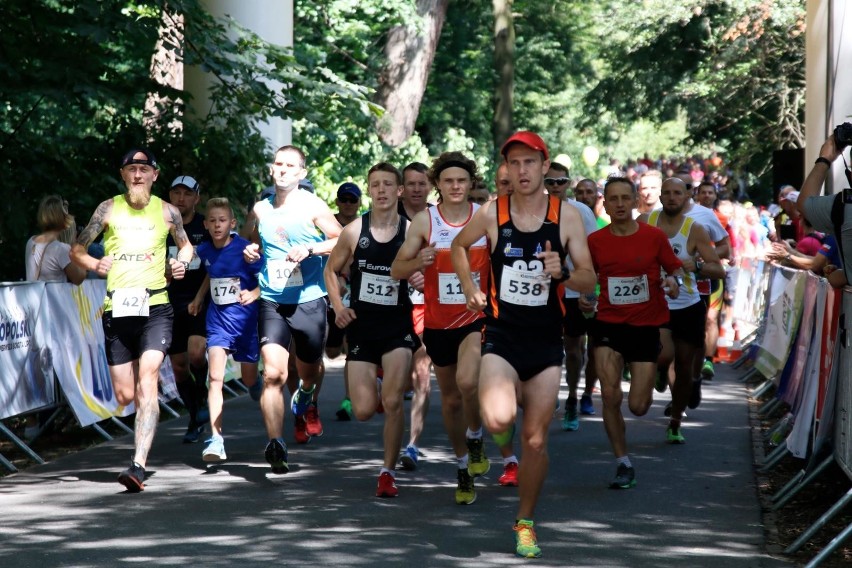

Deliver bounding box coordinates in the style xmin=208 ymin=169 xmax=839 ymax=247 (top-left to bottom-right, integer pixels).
xmin=71 ymin=199 xmax=113 ymax=273
xmin=167 ymin=204 xmax=193 ymax=263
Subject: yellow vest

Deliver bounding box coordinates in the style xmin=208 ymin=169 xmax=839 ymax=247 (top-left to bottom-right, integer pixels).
xmin=103 ymin=194 xmax=169 ymax=310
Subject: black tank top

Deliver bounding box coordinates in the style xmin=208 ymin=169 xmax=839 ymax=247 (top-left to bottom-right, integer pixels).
xmin=167 ymin=212 xmax=209 ymax=307
xmin=487 ymin=195 xmax=565 ymax=328
xmin=349 ymin=212 xmax=411 ymax=317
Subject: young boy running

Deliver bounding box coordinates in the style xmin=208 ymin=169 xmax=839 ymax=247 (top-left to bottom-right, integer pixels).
xmin=191 ymin=198 xmax=263 ymax=462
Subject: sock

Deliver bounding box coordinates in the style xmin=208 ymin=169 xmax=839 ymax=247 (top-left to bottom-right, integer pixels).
xmin=616 ymin=455 xmax=632 ymax=469
xmin=503 ymin=455 xmax=519 ymax=466
xmin=466 ymin=427 xmax=483 ymax=440
xmin=133 ymin=461 xmax=144 ymax=470
xmin=380 ymin=467 xmax=395 ymax=478
xmin=458 ymin=455 xmax=469 ymax=470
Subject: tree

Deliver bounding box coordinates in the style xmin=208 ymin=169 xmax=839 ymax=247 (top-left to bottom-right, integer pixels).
xmin=492 ymin=0 xmax=515 ymax=150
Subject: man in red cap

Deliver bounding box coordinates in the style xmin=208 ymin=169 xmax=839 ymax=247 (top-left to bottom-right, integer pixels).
xmin=452 ymin=131 xmax=596 ymax=558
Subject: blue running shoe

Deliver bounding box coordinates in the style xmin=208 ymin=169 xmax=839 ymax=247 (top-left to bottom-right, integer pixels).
xmin=183 ymin=422 xmax=204 ymax=444
xmin=291 ymin=383 xmax=315 ymax=417
xmin=202 ymin=435 xmax=227 ymax=462
xmin=580 ymin=393 xmax=595 ymax=415
xmin=398 ymin=445 xmax=419 ymax=471
xmin=562 ymin=398 xmax=579 ymax=431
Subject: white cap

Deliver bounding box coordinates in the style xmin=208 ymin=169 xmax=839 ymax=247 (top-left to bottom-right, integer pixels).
xmin=170 ymin=175 xmax=200 ymax=193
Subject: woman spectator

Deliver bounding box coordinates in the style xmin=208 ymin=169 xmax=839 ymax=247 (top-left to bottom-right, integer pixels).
xmin=25 ymin=195 xmax=86 ymax=284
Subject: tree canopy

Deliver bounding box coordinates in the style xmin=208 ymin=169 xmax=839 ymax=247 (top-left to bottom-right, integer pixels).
xmin=1 ymin=0 xmax=806 ymax=281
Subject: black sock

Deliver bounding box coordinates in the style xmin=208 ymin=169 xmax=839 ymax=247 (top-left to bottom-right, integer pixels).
xmin=176 ymin=379 xmax=199 ymax=423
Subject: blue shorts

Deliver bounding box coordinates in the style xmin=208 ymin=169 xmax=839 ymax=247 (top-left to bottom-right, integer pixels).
xmin=208 ymin=324 xmax=259 ymax=363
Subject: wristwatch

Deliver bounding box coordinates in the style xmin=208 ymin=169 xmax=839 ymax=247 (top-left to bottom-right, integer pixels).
xmin=694 ymin=261 xmax=703 ymax=276
xmin=306 ymin=245 xmax=314 ymax=257
xmin=559 ymin=266 xmax=571 ymax=282
xmin=674 ymin=275 xmax=684 ymax=287
xmin=179 ymin=260 xmax=190 ymax=271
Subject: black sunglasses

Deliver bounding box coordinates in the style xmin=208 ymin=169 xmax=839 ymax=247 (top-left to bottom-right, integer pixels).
xmin=338 ymin=196 xmax=359 ymax=204
xmin=544 ymin=177 xmax=569 ymax=187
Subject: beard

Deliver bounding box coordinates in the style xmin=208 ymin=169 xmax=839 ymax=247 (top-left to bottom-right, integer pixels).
xmin=663 ymin=203 xmax=685 ymax=217
xmin=127 ymin=186 xmax=151 ymax=208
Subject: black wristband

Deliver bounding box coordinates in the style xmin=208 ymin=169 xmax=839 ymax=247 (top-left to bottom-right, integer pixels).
xmin=558 ymin=266 xmax=571 ymax=282
xmin=815 ymin=157 xmax=832 ymax=167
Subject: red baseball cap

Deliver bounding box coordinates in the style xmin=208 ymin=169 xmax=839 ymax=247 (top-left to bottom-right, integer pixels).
xmin=500 ymin=131 xmax=549 ymax=161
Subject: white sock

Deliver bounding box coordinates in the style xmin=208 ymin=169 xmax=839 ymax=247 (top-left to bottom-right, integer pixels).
xmin=616 ymin=455 xmax=632 ymax=469
xmin=457 ymin=454 xmax=469 ymax=469
xmin=503 ymin=456 xmax=519 ymax=466
xmin=466 ymin=427 xmax=483 ymax=440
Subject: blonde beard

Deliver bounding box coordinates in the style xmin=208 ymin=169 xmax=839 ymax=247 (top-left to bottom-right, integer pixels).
xmin=126 ymin=187 xmax=151 ymax=208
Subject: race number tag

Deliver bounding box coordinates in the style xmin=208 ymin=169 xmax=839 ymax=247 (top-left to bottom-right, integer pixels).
xmin=168 ymin=245 xmax=201 ymax=270
xmin=210 ymin=277 xmax=240 ymax=305
xmin=359 ymin=272 xmax=399 ymax=306
xmin=499 ymin=265 xmax=549 ymax=306
xmin=439 ymin=272 xmax=480 ymax=304
xmin=267 ymin=259 xmax=304 ymax=289
xmin=409 ymin=286 xmax=425 ymax=305
xmin=607 ymin=275 xmax=650 ymax=305
xmin=112 ymin=288 xmax=150 ymax=317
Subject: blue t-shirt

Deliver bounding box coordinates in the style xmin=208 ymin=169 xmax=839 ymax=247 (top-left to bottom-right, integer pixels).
xmin=197 ymin=234 xmax=262 ymax=340
xmin=256 ymin=194 xmax=327 ymax=304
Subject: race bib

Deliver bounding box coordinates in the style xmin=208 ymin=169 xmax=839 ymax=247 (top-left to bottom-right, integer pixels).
xmin=359 ymin=272 xmax=399 ymax=306
xmin=112 ymin=288 xmax=150 ymax=317
xmin=608 ymin=275 xmax=650 ymax=305
xmin=210 ymin=277 xmax=240 ymax=305
xmin=439 ymin=271 xmax=480 ymax=304
xmin=409 ymin=286 xmax=425 ymax=305
xmin=499 ymin=265 xmax=549 ymax=307
xmin=168 ymin=245 xmax=201 ymax=270
xmin=267 ymin=259 xmax=304 ymax=289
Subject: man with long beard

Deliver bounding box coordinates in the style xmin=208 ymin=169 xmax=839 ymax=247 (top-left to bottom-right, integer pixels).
xmin=71 ymin=148 xmax=194 ymax=492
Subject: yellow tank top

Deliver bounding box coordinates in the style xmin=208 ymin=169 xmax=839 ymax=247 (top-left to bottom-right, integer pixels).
xmin=103 ymin=194 xmax=169 ymax=310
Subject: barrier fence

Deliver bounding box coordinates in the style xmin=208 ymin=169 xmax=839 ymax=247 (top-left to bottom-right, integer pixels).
xmin=729 ymin=257 xmax=851 ymax=567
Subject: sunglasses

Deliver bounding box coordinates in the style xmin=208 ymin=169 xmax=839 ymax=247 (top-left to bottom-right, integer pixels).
xmin=544 ymin=177 xmax=569 ymax=187
xmin=337 ymin=196 xmax=359 ymax=204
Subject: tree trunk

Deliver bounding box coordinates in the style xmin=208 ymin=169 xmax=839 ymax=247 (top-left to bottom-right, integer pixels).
xmin=376 ymin=0 xmax=449 ymax=147
xmin=492 ymin=0 xmax=514 ymax=151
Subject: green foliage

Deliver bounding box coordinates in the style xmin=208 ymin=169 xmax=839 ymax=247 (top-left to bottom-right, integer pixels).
xmin=0 ymin=0 xmax=374 ymax=281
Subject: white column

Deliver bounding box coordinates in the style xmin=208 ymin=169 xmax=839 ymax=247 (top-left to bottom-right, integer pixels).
xmin=185 ymin=0 xmax=293 ymax=150
xmin=806 ymin=0 xmax=852 ymax=193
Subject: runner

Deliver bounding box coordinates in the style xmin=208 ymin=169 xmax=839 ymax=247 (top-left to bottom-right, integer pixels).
xmin=452 ymin=131 xmax=595 ymax=558
xmin=586 ymin=176 xmax=684 ymax=490
xmin=190 ymin=198 xmax=263 ymax=462
xmin=165 ymin=175 xmax=210 ymax=444
xmin=644 ymin=178 xmax=724 ymax=443
xmin=391 ymin=151 xmax=491 ymax=505
xmin=243 ymin=145 xmax=341 ymax=473
xmin=70 ymin=148 xmax=193 ymax=492
xmin=324 ymin=162 xmax=420 ymax=498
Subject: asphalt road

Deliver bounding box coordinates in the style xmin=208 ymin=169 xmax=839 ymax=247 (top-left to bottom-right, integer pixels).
xmin=0 ymin=358 xmax=791 ymax=567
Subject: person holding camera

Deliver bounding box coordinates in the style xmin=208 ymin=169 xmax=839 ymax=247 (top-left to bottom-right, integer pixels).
xmin=797 ymin=126 xmax=852 ymax=289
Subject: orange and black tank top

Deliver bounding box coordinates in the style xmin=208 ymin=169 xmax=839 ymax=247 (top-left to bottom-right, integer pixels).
xmin=486 ymin=194 xmax=566 ymax=329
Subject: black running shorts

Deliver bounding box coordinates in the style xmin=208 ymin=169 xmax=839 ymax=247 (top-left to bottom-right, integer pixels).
xmin=103 ymin=303 xmax=174 ymax=366
xmin=422 ymin=322 xmax=482 ymax=368
xmin=258 ymin=297 xmax=328 ymax=364
xmin=481 ymin=322 xmax=564 ymax=382
xmin=591 ymin=320 xmax=660 ymax=363
xmin=662 ymin=300 xmax=707 ymax=348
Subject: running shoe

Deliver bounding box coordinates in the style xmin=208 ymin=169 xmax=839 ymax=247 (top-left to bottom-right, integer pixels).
xmin=609 ymin=464 xmax=636 ymax=489
xmin=404 ymin=389 xmax=415 ymax=400
xmin=182 ymin=421 xmax=205 ymax=444
xmin=291 ymin=384 xmax=315 ymax=416
xmin=336 ymin=398 xmax=353 ymax=421
xmin=376 ymin=471 xmax=398 ymax=498
xmin=294 ymin=414 xmax=310 ymax=444
xmin=666 ymin=426 xmax=686 ymax=445
xmin=305 ymin=403 xmax=323 ymax=437
xmin=654 ymin=371 xmax=667 ymax=393
xmin=455 ymin=468 xmax=476 ymax=505
xmin=117 ymin=462 xmax=145 ymax=492
xmin=688 ymin=377 xmax=703 ymax=409
xmin=580 ymin=393 xmax=595 ymax=415
xmin=264 ymin=438 xmax=289 ymax=474
xmin=466 ymin=437 xmax=491 ymax=477
xmin=498 ymin=461 xmax=519 ymax=487
xmin=622 ymin=366 xmax=631 ymax=383
xmin=398 ymin=445 xmax=419 ymax=471
xmin=562 ymin=398 xmax=579 ymax=431
xmin=202 ymin=435 xmax=227 ymax=462
xmin=513 ymin=519 xmax=542 ymax=558
xmin=701 ymin=358 xmax=715 ymax=380
xmin=248 ymin=379 xmax=263 ymax=402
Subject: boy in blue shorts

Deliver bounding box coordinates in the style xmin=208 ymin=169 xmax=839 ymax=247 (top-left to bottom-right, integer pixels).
xmin=190 ymin=198 xmax=263 ymax=462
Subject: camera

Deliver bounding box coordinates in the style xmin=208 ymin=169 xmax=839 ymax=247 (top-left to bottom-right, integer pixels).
xmin=834 ymin=122 xmax=852 ymax=149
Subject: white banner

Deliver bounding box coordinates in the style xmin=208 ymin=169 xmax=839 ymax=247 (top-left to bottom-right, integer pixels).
xmin=0 ymin=282 xmax=55 ymax=419
xmin=44 ymin=280 xmax=133 ymax=426
xmin=754 ymin=266 xmax=806 ymax=380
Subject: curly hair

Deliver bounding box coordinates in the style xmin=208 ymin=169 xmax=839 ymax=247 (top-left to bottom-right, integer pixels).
xmin=427 ymin=151 xmax=480 ymax=188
